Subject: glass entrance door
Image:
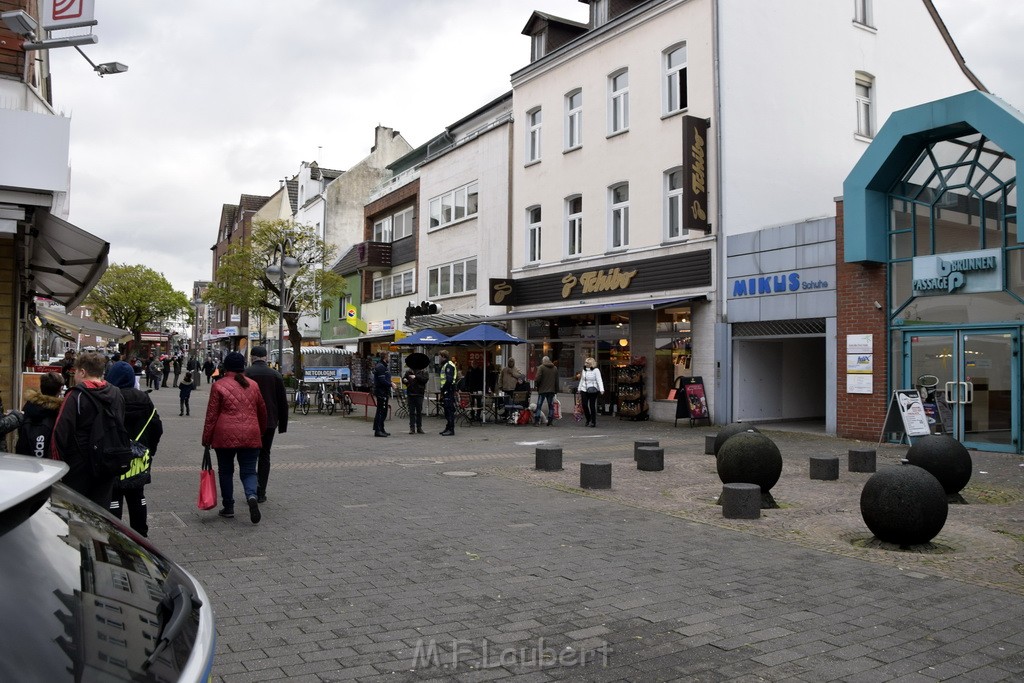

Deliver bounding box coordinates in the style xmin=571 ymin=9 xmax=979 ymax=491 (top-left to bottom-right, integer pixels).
xmin=904 ymin=329 xmax=1019 ymax=452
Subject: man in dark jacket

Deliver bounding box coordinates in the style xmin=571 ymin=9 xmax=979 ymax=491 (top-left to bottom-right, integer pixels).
xmin=52 ymin=351 xmax=127 ymax=507
xmin=106 ymin=361 xmax=163 ymax=536
xmin=16 ymin=371 xmax=63 ymax=458
xmin=244 ymin=346 xmax=288 ymax=502
xmin=372 ymin=353 xmax=392 ymax=437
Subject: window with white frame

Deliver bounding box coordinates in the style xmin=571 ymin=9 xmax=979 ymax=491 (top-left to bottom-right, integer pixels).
xmin=609 ymin=183 xmax=629 ymax=249
xmin=855 ymin=72 xmax=874 ymax=137
xmin=372 ymin=207 xmax=414 ymax=242
xmin=527 ymin=206 xmax=542 ymax=263
xmin=531 ymin=32 xmax=545 ymax=61
xmin=565 ymin=90 xmax=582 ymax=150
xmin=664 ymin=43 xmax=688 ymax=115
xmin=666 ymin=167 xmax=684 ymax=240
xmin=428 ymin=182 xmax=479 ymax=229
xmin=609 ymin=69 xmax=629 ymax=134
xmin=566 ymin=196 xmax=583 ymax=257
xmin=853 ymin=0 xmax=873 ymax=27
xmin=526 ymin=108 xmax=542 ymax=163
xmin=372 ymin=270 xmax=415 ymax=301
xmin=428 ymin=258 xmax=477 ymax=298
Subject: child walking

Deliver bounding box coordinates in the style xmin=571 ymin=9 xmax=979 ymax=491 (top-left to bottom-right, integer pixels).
xmin=179 ymin=371 xmax=195 ymax=416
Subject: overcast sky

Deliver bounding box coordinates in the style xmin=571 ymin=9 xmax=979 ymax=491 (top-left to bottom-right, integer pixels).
xmin=48 ymin=0 xmax=1023 ymax=298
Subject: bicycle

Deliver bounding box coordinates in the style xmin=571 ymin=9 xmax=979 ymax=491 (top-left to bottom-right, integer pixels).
xmin=325 ymin=383 xmax=338 ymax=415
xmin=293 ymin=381 xmax=310 ymax=415
xmin=315 ymin=384 xmax=326 ymax=414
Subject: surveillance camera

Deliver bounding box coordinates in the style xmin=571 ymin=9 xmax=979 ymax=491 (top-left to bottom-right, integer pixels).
xmin=873 ymin=301 xmax=883 ymax=310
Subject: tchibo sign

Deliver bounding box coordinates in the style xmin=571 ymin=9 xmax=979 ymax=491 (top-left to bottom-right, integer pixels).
xmin=911 ymin=249 xmax=1002 ymax=296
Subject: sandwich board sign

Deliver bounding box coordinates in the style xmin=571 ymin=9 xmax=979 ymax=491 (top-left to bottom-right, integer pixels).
xmin=879 ymin=389 xmax=932 ymax=445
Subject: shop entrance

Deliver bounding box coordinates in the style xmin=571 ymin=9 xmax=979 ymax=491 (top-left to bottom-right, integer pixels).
xmin=903 ymin=328 xmax=1020 ymax=452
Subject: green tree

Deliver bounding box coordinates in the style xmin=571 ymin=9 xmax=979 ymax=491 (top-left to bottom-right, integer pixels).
xmin=84 ymin=264 xmax=192 ymax=350
xmin=205 ymin=219 xmax=345 ymax=377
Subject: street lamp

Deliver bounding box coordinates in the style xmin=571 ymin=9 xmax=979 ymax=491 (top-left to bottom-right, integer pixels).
xmin=265 ymin=242 xmax=300 ymax=370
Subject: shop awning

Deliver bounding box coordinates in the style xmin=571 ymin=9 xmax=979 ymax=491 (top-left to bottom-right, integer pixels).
xmin=36 ymin=307 xmax=133 ymax=343
xmin=29 ymin=210 xmax=109 ymax=310
xmin=476 ymin=295 xmax=707 ymax=322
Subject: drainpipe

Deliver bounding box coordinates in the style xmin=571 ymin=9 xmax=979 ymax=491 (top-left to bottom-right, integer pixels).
xmin=712 ymin=0 xmax=731 ymax=424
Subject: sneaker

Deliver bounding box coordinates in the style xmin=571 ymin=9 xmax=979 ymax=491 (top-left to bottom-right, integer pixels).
xmin=218 ymin=507 xmax=234 ymax=518
xmin=247 ymin=496 xmax=261 ymax=524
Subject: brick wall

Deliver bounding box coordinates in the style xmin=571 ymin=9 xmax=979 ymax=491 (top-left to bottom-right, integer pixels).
xmin=835 ymin=200 xmax=889 ymax=440
xmin=0 ymin=1 xmax=29 ymax=79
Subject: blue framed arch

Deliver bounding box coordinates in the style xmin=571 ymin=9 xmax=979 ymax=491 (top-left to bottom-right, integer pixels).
xmin=844 ymin=90 xmax=1024 ymax=263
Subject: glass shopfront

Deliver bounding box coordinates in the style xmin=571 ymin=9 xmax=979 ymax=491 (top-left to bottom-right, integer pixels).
xmin=887 ymin=132 xmax=1021 ymax=452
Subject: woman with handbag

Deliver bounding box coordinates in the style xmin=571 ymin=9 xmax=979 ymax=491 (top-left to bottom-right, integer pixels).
xmin=578 ymin=357 xmax=605 ymax=428
xmin=202 ymin=352 xmax=267 ymax=524
xmin=106 ymin=361 xmax=164 ymax=537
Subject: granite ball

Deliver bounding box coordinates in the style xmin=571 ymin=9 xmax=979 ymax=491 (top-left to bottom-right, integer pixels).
xmin=713 ymin=423 xmax=761 ymax=456
xmin=860 ymin=464 xmax=948 ymax=546
xmin=906 ymin=434 xmax=972 ymax=496
xmin=716 ymin=431 xmax=782 ymax=493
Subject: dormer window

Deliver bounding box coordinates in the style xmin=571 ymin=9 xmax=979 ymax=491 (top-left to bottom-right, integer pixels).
xmin=531 ymin=32 xmax=546 ymax=61
xmin=591 ymin=0 xmax=609 ymax=27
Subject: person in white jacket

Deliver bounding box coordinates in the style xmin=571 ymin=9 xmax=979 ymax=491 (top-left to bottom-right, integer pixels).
xmin=578 ymin=357 xmax=605 ymax=428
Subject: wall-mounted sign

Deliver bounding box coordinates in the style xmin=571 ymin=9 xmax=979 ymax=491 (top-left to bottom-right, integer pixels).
xmin=560 ymin=268 xmax=637 ymax=299
xmin=367 ymin=319 xmax=396 ymax=333
xmin=42 ymin=0 xmax=96 ymax=30
xmin=489 ymin=279 xmax=513 ymax=306
xmin=730 ymin=271 xmax=831 ymax=298
xmin=911 ymin=248 xmax=1001 ymax=295
xmin=682 ymin=116 xmax=710 ymax=234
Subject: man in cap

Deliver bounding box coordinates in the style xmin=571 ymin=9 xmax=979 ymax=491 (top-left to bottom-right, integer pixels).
xmin=244 ymin=346 xmax=288 ymax=502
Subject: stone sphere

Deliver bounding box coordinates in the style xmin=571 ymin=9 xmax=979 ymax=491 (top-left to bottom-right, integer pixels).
xmin=716 ymin=432 xmax=782 ymax=492
xmin=860 ymin=464 xmax=948 ymax=546
xmin=906 ymin=434 xmax=972 ymax=495
xmin=713 ymin=423 xmax=761 ymax=456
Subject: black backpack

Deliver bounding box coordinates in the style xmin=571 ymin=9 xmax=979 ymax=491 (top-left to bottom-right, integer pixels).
xmin=77 ymin=389 xmax=134 ymax=478
xmin=17 ymin=413 xmax=55 ymax=458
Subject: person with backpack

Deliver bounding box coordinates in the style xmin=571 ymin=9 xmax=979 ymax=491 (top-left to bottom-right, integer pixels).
xmin=106 ymin=361 xmax=164 ymax=537
xmin=52 ymin=351 xmax=131 ymax=508
xmin=16 ymin=371 xmax=63 ymax=458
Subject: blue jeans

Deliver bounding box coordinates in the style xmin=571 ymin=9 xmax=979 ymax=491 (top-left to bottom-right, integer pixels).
xmin=215 ymin=447 xmax=259 ymax=509
xmin=535 ymin=392 xmax=555 ymax=423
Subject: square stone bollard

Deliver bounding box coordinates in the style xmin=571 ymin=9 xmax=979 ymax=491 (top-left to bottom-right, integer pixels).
xmin=849 ymin=448 xmax=877 ymax=473
xmin=809 ymin=455 xmax=839 ymax=481
xmin=580 ymin=461 xmax=611 ymax=489
xmin=634 ymin=439 xmax=659 ymax=461
xmin=720 ymin=483 xmax=761 ymax=519
xmin=705 ymin=434 xmax=717 ymax=455
xmin=636 ymin=446 xmax=664 ymax=472
xmin=535 ymin=446 xmax=563 ymax=471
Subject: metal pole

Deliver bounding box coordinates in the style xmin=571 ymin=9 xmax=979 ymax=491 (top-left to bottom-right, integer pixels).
xmin=278 ymin=259 xmax=285 ymax=371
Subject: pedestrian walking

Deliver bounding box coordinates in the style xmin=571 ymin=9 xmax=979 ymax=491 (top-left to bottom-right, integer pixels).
xmin=16 ymin=371 xmax=63 ymax=458
xmin=577 ymin=357 xmax=605 ymax=428
xmin=402 ymin=362 xmax=428 ymax=435
xmin=172 ymin=355 xmax=182 ymax=387
xmin=534 ymin=355 xmax=558 ymax=426
xmin=161 ymin=355 xmax=171 ymax=388
xmin=203 ymin=356 xmax=215 ymax=384
xmin=244 ymin=346 xmax=288 ymax=503
xmin=201 ymin=352 xmax=267 ymax=524
xmin=147 ymin=356 xmax=162 ymax=391
xmin=106 ymin=361 xmax=163 ymax=537
xmin=372 ymin=353 xmax=392 ymax=437
xmin=438 ymin=350 xmax=458 ymax=436
xmin=187 ymin=354 xmax=201 ymax=388
xmin=179 ymin=372 xmax=195 ymax=416
xmin=52 ymin=351 xmax=127 ymax=507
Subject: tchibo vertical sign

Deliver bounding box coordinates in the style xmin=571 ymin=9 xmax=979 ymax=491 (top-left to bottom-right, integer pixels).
xmin=682 ymin=115 xmax=710 ymax=234
xmin=42 ymin=0 xmax=97 ymax=30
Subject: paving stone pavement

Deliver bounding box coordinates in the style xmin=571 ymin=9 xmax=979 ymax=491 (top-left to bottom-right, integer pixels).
xmin=144 ymin=385 xmax=1024 ymax=681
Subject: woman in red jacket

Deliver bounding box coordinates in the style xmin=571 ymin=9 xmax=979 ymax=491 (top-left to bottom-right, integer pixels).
xmin=202 ymin=352 xmax=267 ymax=523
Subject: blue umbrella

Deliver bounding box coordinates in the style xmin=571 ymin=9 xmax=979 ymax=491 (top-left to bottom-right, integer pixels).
xmin=394 ymin=328 xmax=451 ymax=346
xmin=447 ymin=324 xmax=524 ymax=345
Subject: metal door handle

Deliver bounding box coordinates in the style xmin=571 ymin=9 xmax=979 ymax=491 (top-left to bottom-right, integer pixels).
xmin=944 ymin=381 xmax=957 ymax=403
xmin=962 ymin=381 xmax=973 ymax=404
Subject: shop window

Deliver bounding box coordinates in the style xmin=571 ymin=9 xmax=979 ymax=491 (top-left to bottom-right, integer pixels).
xmin=655 ymin=307 xmax=692 ymax=400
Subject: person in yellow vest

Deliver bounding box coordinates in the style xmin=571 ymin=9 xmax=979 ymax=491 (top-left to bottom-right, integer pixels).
xmin=438 ymin=350 xmax=458 ymax=436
